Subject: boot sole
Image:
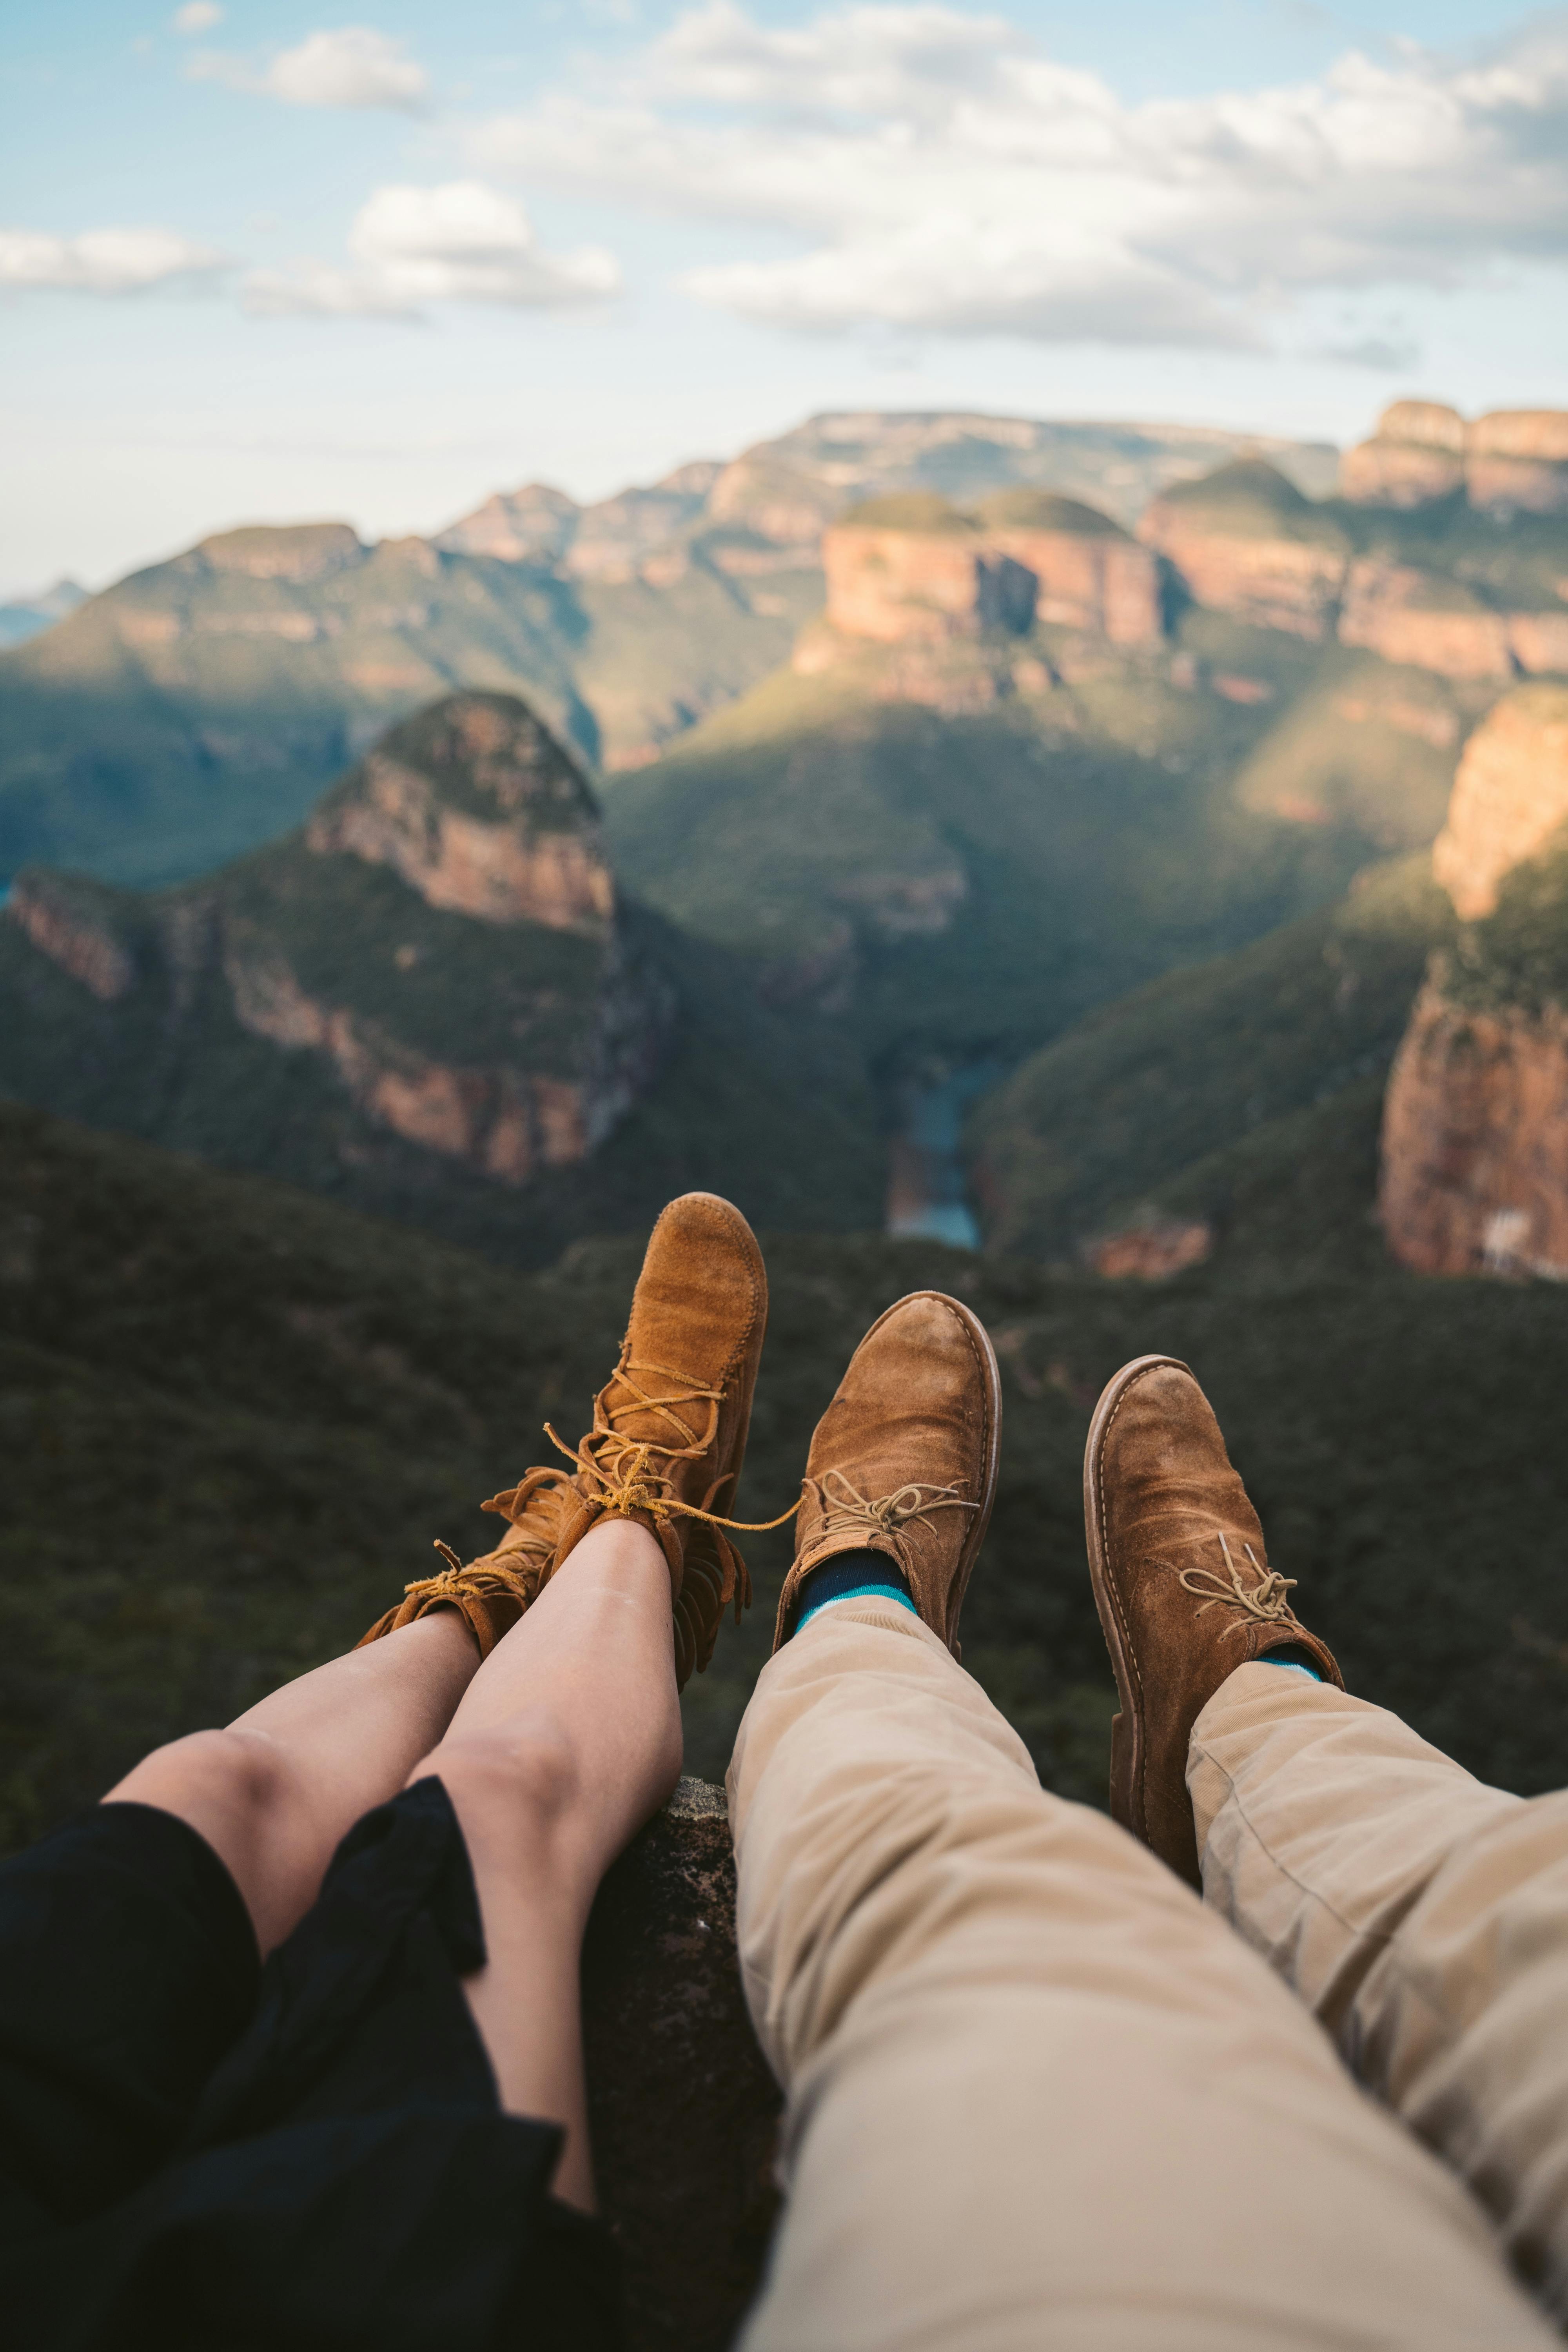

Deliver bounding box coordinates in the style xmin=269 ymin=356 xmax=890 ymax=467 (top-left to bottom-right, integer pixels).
xmin=1082 ymin=1352 xmax=1192 ymax=1836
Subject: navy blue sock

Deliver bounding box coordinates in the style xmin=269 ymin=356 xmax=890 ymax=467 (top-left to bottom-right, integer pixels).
xmin=792 ymin=1549 xmax=915 ymax=1636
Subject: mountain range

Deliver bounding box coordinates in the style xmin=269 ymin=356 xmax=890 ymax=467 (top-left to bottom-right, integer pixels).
xmin=0 ymin=412 xmax=1335 ymax=890
xmin=5 ymin=396 xmax=1568 ymax=1281
xmin=7 ymin=395 xmax=1568 ymax=1862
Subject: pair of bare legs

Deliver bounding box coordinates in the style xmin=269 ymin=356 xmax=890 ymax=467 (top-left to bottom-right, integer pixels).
xmin=104 ymin=1516 xmax=676 ymax=2215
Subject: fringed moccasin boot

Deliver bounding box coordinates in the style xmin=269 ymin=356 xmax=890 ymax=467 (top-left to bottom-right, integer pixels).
xmin=358 ymin=1191 xmax=784 ymax=1686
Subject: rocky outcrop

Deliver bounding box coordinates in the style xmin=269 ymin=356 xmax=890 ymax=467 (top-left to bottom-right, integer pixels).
xmin=1381 ymin=686 xmax=1568 ymax=1276
xmin=1338 ymin=562 xmax=1515 ymax=681
xmin=194 ymin=523 xmax=367 ymax=582
xmin=582 ymin=1777 xmax=780 ymax=2352
xmin=1380 ymin=988 xmax=1568 ymax=1277
xmin=820 ymin=490 xmax=1161 ymax=651
xmin=1083 ymin=1217 xmax=1213 ymax=1278
xmin=1341 ymin=401 xmax=1568 ymax=517
xmin=975 ymin=490 xmax=1162 ymax=645
xmin=3 ymin=691 xmax=670 ymax=1192
xmin=1339 ymin=402 xmax=1467 ymax=507
xmin=1430 ymin=686 xmax=1568 ymax=919
xmin=434 ymin=483 xmax=579 ymax=565
xmin=5 ymin=872 xmax=136 ymax=1001
xmin=1138 ymin=459 xmax=1348 ymax=639
xmin=307 ymin=695 xmax=614 ymax=933
xmin=1466 ymin=412 xmax=1568 ymax=519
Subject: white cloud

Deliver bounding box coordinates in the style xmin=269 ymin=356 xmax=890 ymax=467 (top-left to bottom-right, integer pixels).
xmin=194 ymin=25 xmax=430 ymax=112
xmin=171 ymin=3 xmax=223 ymax=33
xmin=244 ymin=181 xmax=619 ymax=318
xmin=0 ymin=226 xmax=228 ymax=295
xmin=469 ymin=0 xmax=1568 ymax=350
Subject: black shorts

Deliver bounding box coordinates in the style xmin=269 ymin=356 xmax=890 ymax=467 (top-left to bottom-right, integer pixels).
xmin=0 ymin=1776 xmax=622 ymax=2351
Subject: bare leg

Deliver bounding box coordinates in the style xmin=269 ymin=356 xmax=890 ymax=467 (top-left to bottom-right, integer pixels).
xmin=409 ymin=1515 xmax=682 ymax=2214
xmin=105 ymin=1610 xmax=480 ymax=1954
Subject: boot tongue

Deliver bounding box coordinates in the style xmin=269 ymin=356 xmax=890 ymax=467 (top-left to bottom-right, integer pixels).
xmin=597 ymin=1356 xmax=707 ymax=1462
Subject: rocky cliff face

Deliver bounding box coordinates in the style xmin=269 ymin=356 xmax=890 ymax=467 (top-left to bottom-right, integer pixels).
xmin=1138 ymin=459 xmax=1348 ymax=639
xmin=818 ymin=490 xmax=1161 ymax=652
xmin=1379 ymin=987 xmax=1568 ymax=1276
xmin=1381 ymin=686 xmax=1568 ymax=1275
xmin=1342 ymin=401 xmax=1568 ymax=519
xmin=0 ymin=692 xmax=670 ymax=1192
xmin=1430 ymin=686 xmax=1568 ymax=919
xmin=1146 ymin=435 xmax=1568 ymax=683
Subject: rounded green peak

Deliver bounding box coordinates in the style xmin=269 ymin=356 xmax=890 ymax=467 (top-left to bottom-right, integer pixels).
xmin=836 ymin=492 xmax=974 ymax=533
xmin=974 ymin=488 xmax=1123 ymax=537
xmin=1154 ymin=456 xmax=1346 ymax=544
xmin=1161 ymin=457 xmax=1308 ymax=513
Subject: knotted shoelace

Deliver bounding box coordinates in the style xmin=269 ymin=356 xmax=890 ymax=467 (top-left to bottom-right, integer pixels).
xmin=1173 ymin=1530 xmax=1298 ymax=1632
xmin=802 ymin=1466 xmax=977 ymax=1572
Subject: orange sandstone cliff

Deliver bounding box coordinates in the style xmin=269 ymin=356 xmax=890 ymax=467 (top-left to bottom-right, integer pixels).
xmin=1381 ymin=686 xmax=1568 ymax=1274
xmin=1137 ymin=458 xmax=1348 ymax=639
xmin=817 ymin=490 xmax=1162 ymax=654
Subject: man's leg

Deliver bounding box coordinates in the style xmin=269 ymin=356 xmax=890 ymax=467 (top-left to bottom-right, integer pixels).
xmin=1191 ymin=1664 xmax=1568 ymax=2323
xmin=1083 ymin=1350 xmax=1568 ymax=2332
xmin=731 ymin=1600 xmax=1551 ymax=2352
xmin=731 ymin=1307 xmax=1550 ymax=2350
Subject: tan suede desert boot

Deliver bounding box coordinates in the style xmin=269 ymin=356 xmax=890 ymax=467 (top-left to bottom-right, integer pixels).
xmin=360 ymin=1192 xmax=778 ymax=1684
xmin=772 ymin=1291 xmax=1001 ymax=1653
xmin=1085 ymin=1354 xmax=1342 ymax=1886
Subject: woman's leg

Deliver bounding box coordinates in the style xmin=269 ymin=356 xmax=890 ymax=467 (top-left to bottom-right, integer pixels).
xmin=106 ymin=1608 xmax=479 ymax=1953
xmin=408 ymin=1514 xmax=682 ymax=2214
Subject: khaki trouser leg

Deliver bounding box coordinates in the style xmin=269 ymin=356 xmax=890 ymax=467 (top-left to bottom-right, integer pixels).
xmin=728 ymin=1598 xmax=1549 ymax=2351
xmin=1191 ymin=1660 xmax=1568 ymax=2323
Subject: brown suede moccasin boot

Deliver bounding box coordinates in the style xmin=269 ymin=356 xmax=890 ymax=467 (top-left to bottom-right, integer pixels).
xmin=541 ymin=1191 xmax=777 ymax=1685
xmin=772 ymin=1291 xmax=1001 ymax=1654
xmin=1085 ymin=1353 xmax=1343 ymax=1886
xmin=357 ymin=1477 xmax=572 ymax=1661
xmin=359 ymin=1192 xmax=778 ymax=1685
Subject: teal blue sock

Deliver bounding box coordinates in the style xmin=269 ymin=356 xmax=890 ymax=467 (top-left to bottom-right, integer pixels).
xmin=793 ymin=1550 xmax=916 ymax=1636
xmin=1261 ymin=1646 xmax=1323 ymax=1682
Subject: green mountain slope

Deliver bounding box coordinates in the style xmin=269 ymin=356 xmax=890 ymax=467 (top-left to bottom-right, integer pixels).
xmin=0 ymin=693 xmax=885 ymax=1263
xmin=971 ymin=856 xmax=1453 ymax=1257
xmin=601 ymin=621 xmax=1447 ymax=1078
xmin=0 ymin=527 xmax=814 ymax=889
xmin=5 ymin=1098 xmax=1568 ymax=1860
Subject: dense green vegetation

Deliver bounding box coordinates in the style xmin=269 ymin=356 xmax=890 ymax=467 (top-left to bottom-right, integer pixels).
xmin=602 ymin=643 xmax=1384 ymax=1071
xmin=971 ymin=855 xmax=1452 ymax=1256
xmin=0 ymin=537 xmax=816 ymax=888
xmin=5 ymin=1098 xmax=1568 ymax=1866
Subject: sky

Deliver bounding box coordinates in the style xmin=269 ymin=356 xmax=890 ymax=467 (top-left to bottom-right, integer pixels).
xmin=6 ymin=0 xmax=1568 ymax=595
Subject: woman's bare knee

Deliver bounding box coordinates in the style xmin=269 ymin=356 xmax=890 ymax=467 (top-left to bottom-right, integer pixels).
xmin=107 ymin=1724 xmax=294 ymax=1829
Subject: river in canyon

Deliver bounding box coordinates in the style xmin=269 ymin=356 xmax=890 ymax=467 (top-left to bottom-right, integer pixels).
xmin=885 ymin=1060 xmax=1002 ymax=1250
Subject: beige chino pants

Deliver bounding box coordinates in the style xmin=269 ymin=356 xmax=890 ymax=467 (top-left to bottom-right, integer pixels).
xmin=727 ymin=1600 xmax=1554 ymax=2349
xmin=1193 ymin=1662 xmax=1568 ymax=2327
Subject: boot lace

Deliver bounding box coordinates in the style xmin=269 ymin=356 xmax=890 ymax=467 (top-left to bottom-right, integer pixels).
xmin=802 ymin=1466 xmax=978 ymax=1570
xmin=541 ymin=1350 xmax=799 ymax=1543
xmin=1172 ymin=1530 xmax=1298 ymax=1634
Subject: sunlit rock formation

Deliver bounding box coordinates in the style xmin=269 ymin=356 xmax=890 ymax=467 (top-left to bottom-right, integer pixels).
xmin=1137 ymin=459 xmax=1349 ymax=639
xmin=1339 ymin=403 xmax=1467 ymax=508
xmin=0 ymin=692 xmax=670 ymax=1192
xmin=1341 ymin=401 xmax=1568 ymax=519
xmin=1381 ymin=686 xmax=1568 ymax=1276
xmin=1431 ymin=687 xmax=1568 ymax=919
xmin=817 ymin=490 xmax=1161 ymax=652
